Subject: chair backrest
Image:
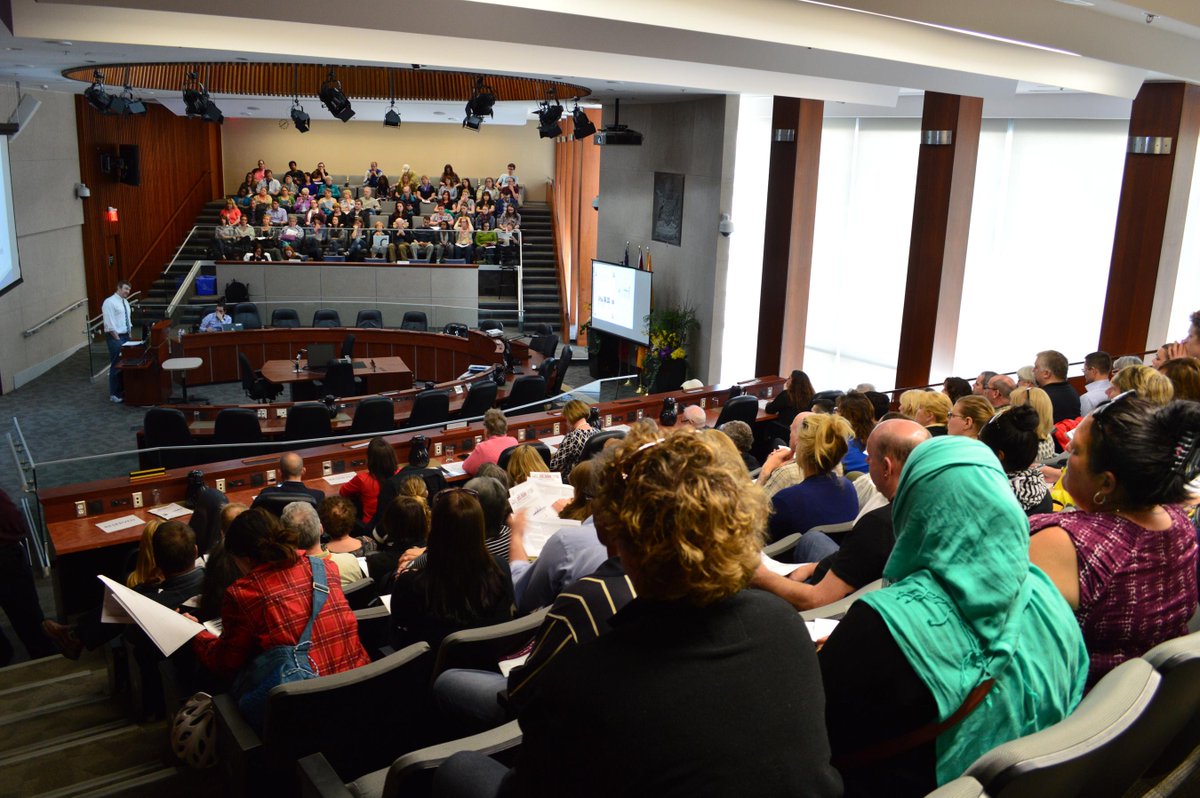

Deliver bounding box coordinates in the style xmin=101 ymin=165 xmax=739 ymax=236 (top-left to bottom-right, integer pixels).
xmin=354 ymin=605 xmax=392 ymax=661
xmin=270 ymin=307 xmax=301 ymax=328
xmin=578 ymin=429 xmax=624 ymax=463
xmin=964 ymin=658 xmax=1161 ymax=798
xmin=341 ymin=576 xmax=378 ymax=610
xmin=263 ymin=642 xmax=433 ymax=783
xmin=762 ymin=532 xmax=802 ymax=560
xmin=233 ymin=302 xmax=262 ymax=330
xmin=349 ymin=396 xmax=395 ymax=435
xmin=284 ymin=402 xmax=333 ymax=442
xmin=401 ymin=311 xmax=428 ymax=331
xmin=536 ymin=357 xmax=558 ymax=392
xmin=237 ymin=352 xmax=257 ymax=391
xmin=144 ymin=407 xmax=195 ymax=469
xmin=478 ymin=319 xmax=504 ymax=333
xmin=213 ymin=407 xmax=264 ymax=445
xmin=340 ymin=333 xmax=356 ymax=359
xmin=250 ymin=491 xmax=317 ymax=517
xmin=502 ymin=375 xmax=547 ymax=413
xmin=553 ymin=346 xmax=574 ymax=395
xmin=1131 ymin=631 xmax=1200 ymax=784
xmin=800 ymin=579 xmax=884 ymax=621
xmin=714 ymin=394 xmax=760 ymax=428
xmin=529 ymin=333 xmax=558 ymax=359
xmin=319 ymin=362 xmax=360 ymax=399
xmin=355 ymin=309 xmax=383 ymax=329
xmin=496 ymin=441 xmax=552 ymax=470
xmin=377 ymin=720 xmax=523 ymax=798
xmin=432 ymin=608 xmax=549 ymax=679
xmin=924 ymin=777 xmax=989 ymax=798
xmin=312 ymin=308 xmax=342 ymax=327
xmin=407 ymin=389 xmax=451 ymax=429
xmin=459 ymin=379 xmax=498 ymax=420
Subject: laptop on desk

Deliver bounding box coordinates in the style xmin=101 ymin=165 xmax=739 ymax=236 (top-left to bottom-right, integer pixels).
xmin=305 ymin=342 xmax=336 ymax=371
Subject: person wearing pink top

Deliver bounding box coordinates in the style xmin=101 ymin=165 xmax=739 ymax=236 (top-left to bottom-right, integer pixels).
xmin=463 ymin=409 xmax=519 ymax=476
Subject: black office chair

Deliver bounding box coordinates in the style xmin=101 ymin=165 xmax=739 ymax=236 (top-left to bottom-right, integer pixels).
xmin=238 ymin=352 xmax=282 ymax=403
xmin=270 ymin=308 xmax=301 ymax=328
xmin=552 ymin=346 xmax=574 ymax=395
xmin=355 ymin=309 xmax=383 ymax=329
xmin=442 ymin=322 xmax=469 ymax=338
xmin=250 ymin=491 xmax=317 ymax=517
xmin=478 ymin=319 xmax=504 ymax=334
xmin=212 ymin=407 xmax=265 ymax=461
xmin=349 ymin=396 xmax=395 ymax=435
xmin=312 ymin=308 xmax=342 ymax=327
xmin=144 ymin=408 xmax=196 ymax=470
xmin=502 ymin=375 xmax=547 ymax=414
xmin=341 ymin=333 xmax=356 ymax=359
xmin=536 ymin=357 xmax=558 ymax=395
xmin=401 ymin=311 xmax=428 ymax=332
xmin=406 ymin=389 xmax=451 ymax=429
xmin=529 ymin=330 xmax=558 ymax=358
xmin=284 ymin=402 xmax=333 ymax=442
xmin=314 ymin=361 xmax=362 ymax=398
xmin=527 ymin=323 xmax=552 ymax=337
xmin=233 ymin=302 xmax=262 ymax=330
xmin=714 ymin=394 xmax=759 ymax=428
xmin=458 ymin=379 xmax=498 ymax=420
xmin=579 ymin=429 xmax=625 ymax=463
xmin=496 ymin=441 xmax=552 ymax=470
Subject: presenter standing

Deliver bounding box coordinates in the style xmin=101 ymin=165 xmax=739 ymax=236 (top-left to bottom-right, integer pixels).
xmin=102 ymin=280 xmax=132 ymax=403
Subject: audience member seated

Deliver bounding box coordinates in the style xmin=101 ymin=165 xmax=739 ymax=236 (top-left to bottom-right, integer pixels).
xmin=190 ymin=509 xmax=370 ymax=713
xmin=1152 ymin=309 xmax=1200 ymax=363
xmin=551 ymin=460 xmax=596 ymax=522
xmin=257 ymin=452 xmax=325 ymax=505
xmin=836 ymin=391 xmax=875 ymax=472
xmin=281 ymin=501 xmax=364 ymax=587
xmin=198 ymin=301 xmax=231 ymax=332
xmin=463 ymin=409 xmax=519 ymax=476
xmin=320 ymin=496 xmax=378 ymax=556
xmin=1110 ymin=363 xmax=1175 ymax=406
xmin=1009 ymin=387 xmax=1056 ymax=460
xmin=366 ymin=494 xmax=430 ymax=593
xmin=219 ymin=199 xmax=241 ymax=226
xmin=339 ymin=437 xmax=399 ymax=524
xmin=43 ymin=521 xmax=205 ymax=659
xmin=369 ymin=441 xmax=449 ymax=530
xmin=389 ymin=489 xmax=514 ymax=651
xmin=1079 ymin=350 xmax=1113 ymax=415
xmin=947 ymin=394 xmax=995 ymax=439
xmin=757 ymin=411 xmax=807 ymax=498
xmin=548 ymin=400 xmax=598 ymax=479
xmin=909 ymin=390 xmax=951 ymax=436
xmin=942 ymin=376 xmax=972 ymax=404
xmin=243 ymin=242 xmax=272 ymax=262
xmin=764 ymin=369 xmax=815 ymax=428
xmin=753 ymin=419 xmax=929 ymax=611
xmin=436 ymin=430 xmax=842 ymax=797
xmin=972 ymin=370 xmax=997 ymax=396
xmin=677 ymin=404 xmax=708 ymax=430
xmin=1161 ymin=357 xmax=1200 ymax=402
xmin=767 ymin=413 xmax=859 ymax=542
xmin=1034 ymin=349 xmax=1081 ymax=422
xmin=506 ymin=444 xmax=549 ymax=486
xmin=1029 ymin=395 xmax=1200 ymax=687
xmin=717 ymin=419 xmax=758 ymax=472
xmin=821 ymin=435 xmax=1088 ymax=797
xmin=198 ymin=502 xmax=248 ymax=622
xmin=978 ymin=405 xmax=1051 ymax=515
xmin=1016 ymin=364 xmax=1037 ymax=388
xmin=983 ymin=373 xmax=1015 ymax=408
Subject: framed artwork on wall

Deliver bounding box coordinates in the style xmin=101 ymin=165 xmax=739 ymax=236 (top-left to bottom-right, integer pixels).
xmin=652 ymin=172 xmax=684 ymax=246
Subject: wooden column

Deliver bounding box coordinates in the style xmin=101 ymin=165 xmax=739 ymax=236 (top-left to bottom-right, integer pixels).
xmin=755 ymin=97 xmax=823 ymax=377
xmin=894 ymin=92 xmax=982 ymax=389
xmin=1099 ymin=82 xmax=1200 ymax=356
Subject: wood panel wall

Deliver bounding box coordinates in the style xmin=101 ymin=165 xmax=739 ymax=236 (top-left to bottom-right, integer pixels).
xmin=75 ymin=101 xmax=223 ymax=315
xmin=552 ymin=109 xmax=601 ymax=341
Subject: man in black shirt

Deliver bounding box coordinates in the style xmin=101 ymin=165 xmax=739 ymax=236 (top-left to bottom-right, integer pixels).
xmin=751 ymin=419 xmax=930 ymax=610
xmin=1034 ymin=349 xmax=1081 ymax=422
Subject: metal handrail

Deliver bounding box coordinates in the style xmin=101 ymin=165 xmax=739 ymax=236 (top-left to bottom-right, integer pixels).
xmin=166 ymin=261 xmax=203 ymax=318
xmin=23 ymin=298 xmax=86 ymax=338
xmin=163 ymin=226 xmax=203 ymax=276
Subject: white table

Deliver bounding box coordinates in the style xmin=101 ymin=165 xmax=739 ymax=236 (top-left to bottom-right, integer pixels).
xmin=161 ymin=357 xmax=204 ymax=404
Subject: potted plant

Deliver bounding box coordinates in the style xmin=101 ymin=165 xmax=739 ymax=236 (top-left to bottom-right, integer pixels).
xmin=642 ymin=304 xmax=699 ymax=393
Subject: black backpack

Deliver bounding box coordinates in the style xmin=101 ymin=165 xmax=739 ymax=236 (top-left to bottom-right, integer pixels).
xmin=224 ymin=279 xmax=249 ymax=304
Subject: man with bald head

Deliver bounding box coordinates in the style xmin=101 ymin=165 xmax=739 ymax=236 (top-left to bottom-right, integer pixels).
xmin=752 ymin=419 xmax=931 ymax=611
xmin=985 ymin=374 xmax=1016 ymax=409
xmin=256 ymin=451 xmax=326 ymax=505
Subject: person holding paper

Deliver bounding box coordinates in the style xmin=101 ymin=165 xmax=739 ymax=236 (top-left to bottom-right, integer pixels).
xmin=192 ymin=509 xmax=369 ymax=682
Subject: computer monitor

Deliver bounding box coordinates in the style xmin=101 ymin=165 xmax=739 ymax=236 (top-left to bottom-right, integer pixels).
xmin=306 ymin=342 xmax=336 ymax=370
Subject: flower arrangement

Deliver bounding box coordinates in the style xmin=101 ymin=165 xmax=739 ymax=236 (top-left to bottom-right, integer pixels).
xmin=642 ymin=304 xmax=699 ymax=391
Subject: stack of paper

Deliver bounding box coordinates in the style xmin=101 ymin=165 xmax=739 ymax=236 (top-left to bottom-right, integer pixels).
xmin=805 ymin=618 xmax=839 ymax=643
xmin=96 ymin=515 xmax=145 ymax=534
xmin=97 ymin=575 xmax=206 ymax=657
xmin=509 ymin=475 xmax=578 ymax=558
xmin=149 ymin=503 xmax=193 ymax=520
xmin=323 ymin=471 xmax=357 ymax=486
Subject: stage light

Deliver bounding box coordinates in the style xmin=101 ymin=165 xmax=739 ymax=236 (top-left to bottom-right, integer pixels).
xmin=536 ymin=93 xmax=563 ymax=139
xmin=319 ymin=69 xmax=355 ymax=122
xmin=182 ymin=71 xmax=223 ymax=123
xmin=463 ymin=76 xmax=495 ymax=131
xmin=120 ymin=85 xmax=146 ymax=116
xmin=383 ymin=102 xmax=401 ymax=128
xmin=290 ymin=101 xmax=310 ymax=133
xmin=84 ymin=70 xmax=113 ymax=113
xmin=462 ymin=114 xmax=483 ymax=132
xmin=571 ymin=104 xmax=596 ymax=139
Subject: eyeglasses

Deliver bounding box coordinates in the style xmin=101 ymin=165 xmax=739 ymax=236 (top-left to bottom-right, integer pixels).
xmin=947 ymin=412 xmax=963 ymax=420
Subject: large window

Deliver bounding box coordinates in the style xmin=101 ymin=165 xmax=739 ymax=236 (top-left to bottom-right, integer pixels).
xmin=1167 ymin=126 xmax=1200 ymax=348
xmin=803 ymin=118 xmax=920 ymax=391
xmin=953 ymin=119 xmax=1127 ymax=376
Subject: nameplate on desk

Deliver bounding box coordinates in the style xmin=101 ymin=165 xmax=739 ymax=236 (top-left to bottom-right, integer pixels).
xmin=445 ymin=420 xmax=468 ymax=430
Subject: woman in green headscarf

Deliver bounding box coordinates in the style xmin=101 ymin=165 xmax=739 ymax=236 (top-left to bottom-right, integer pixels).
xmin=819 ymin=435 xmax=1088 ymax=797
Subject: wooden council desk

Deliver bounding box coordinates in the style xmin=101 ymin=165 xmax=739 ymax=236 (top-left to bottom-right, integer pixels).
xmin=260 ymin=356 xmax=414 ymax=394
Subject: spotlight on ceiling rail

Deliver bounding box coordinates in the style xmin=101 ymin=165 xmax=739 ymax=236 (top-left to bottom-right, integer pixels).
xmin=290 ymin=100 xmax=310 ymax=133
xmin=182 ymin=71 xmax=223 ymax=123
xmin=536 ymin=89 xmax=563 ymax=139
xmin=463 ymin=76 xmax=495 ymax=131
xmin=571 ymin=102 xmax=596 ymax=140
xmin=319 ymin=69 xmax=355 ymax=122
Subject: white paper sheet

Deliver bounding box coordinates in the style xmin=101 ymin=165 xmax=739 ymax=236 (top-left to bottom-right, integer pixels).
xmin=96 ymin=515 xmax=145 ymax=533
xmin=498 ymin=653 xmax=529 ymax=677
xmin=148 ymin=503 xmax=193 ymax=520
xmin=440 ymin=460 xmax=467 ymax=478
xmin=805 ymin=618 xmax=839 ymax=642
xmin=760 ymin=553 xmax=800 ymax=577
xmin=323 ymin=471 xmax=358 ymax=485
xmin=203 ymin=619 xmax=223 ymax=637
xmin=378 ymin=594 xmax=392 ymax=612
xmin=100 ymin=588 xmax=134 ymax=624
xmin=97 ymin=575 xmax=205 ymax=657
xmin=357 ymin=556 xmax=370 ymax=577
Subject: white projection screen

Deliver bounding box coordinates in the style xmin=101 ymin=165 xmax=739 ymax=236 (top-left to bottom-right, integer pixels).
xmin=590 ymin=259 xmax=652 ymax=346
xmin=0 ymin=136 xmax=21 ymax=298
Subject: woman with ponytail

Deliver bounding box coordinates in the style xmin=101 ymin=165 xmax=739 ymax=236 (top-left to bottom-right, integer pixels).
xmin=192 ymin=508 xmax=369 ymax=682
xmin=767 ymin=413 xmax=859 ymax=542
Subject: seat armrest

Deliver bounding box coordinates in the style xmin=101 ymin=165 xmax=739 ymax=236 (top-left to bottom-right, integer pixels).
xmin=382 ymin=720 xmax=523 ymax=797
xmin=214 ymin=692 xmax=264 ymax=797
xmin=298 ymin=753 xmax=355 ymax=798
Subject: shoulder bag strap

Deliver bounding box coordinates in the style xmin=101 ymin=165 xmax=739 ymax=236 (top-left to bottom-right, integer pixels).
xmin=297 ymin=556 xmax=331 ymax=647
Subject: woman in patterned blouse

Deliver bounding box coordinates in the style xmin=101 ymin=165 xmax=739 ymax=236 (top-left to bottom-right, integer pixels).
xmin=1029 ymin=394 xmax=1200 ymax=687
xmin=549 ymin=399 xmax=599 ymax=480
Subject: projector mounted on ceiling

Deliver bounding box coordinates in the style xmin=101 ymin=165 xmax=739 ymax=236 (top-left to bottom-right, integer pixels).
xmin=594 ymin=99 xmax=642 ymax=146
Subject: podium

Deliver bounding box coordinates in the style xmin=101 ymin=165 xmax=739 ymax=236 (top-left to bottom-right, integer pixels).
xmin=119 ymin=320 xmax=172 ymax=406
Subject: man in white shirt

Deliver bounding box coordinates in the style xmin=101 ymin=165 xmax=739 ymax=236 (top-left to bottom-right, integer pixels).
xmin=102 ymin=281 xmax=132 ymax=403
xmin=255 ymin=169 xmax=281 ymax=196
xmin=1079 ymin=350 xmax=1113 ymax=416
xmin=496 ymin=162 xmax=520 ymax=193
xmin=198 ymin=301 xmax=230 ymax=332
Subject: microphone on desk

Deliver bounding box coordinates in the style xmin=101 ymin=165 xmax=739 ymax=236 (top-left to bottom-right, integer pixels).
xmin=370 ymin=359 xmax=377 ymax=372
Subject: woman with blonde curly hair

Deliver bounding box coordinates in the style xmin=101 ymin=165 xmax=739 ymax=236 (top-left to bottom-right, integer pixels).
xmin=445 ymin=430 xmax=842 ymax=796
xmin=767 ymin=413 xmax=858 ymax=542
xmin=911 ymin=390 xmax=952 ymax=436
xmin=1010 ymin=386 xmax=1056 ymax=460
xmin=1109 ymin=364 xmax=1175 ymax=406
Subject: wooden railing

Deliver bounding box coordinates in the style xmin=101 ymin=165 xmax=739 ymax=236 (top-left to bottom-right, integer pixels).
xmin=545 ymin=180 xmax=570 ymax=337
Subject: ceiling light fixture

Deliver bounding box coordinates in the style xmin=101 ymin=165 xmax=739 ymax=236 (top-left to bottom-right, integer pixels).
xmin=83 ymin=70 xmax=112 ymax=113
xmin=571 ymin=101 xmax=596 ymax=140
xmin=463 ymin=76 xmax=495 ymax=132
xmin=383 ymin=69 xmax=401 ymax=128
xmin=289 ymin=66 xmax=309 ymax=132
xmin=319 ymin=68 xmax=355 ymax=122
xmin=536 ymin=88 xmax=564 ymax=139
xmin=182 ymin=69 xmax=223 ymax=123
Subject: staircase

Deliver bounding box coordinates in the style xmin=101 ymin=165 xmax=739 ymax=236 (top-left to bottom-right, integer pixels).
xmin=479 ymin=202 xmax=562 ymax=331
xmin=134 ymin=200 xmax=225 ymax=327
xmin=0 ymin=649 xmax=218 ymax=797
